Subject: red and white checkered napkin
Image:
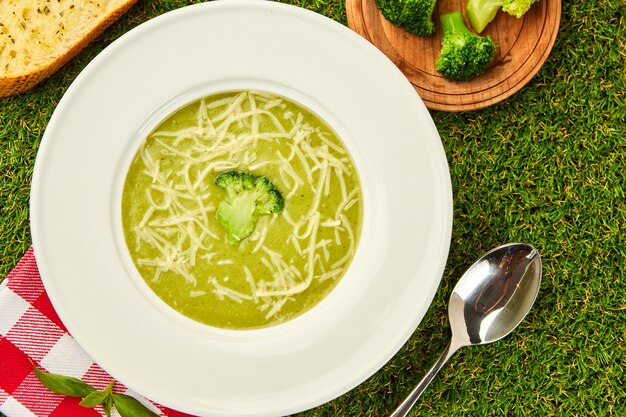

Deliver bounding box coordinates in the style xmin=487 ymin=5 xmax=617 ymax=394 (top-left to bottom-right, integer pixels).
xmin=0 ymin=248 xmax=194 ymax=417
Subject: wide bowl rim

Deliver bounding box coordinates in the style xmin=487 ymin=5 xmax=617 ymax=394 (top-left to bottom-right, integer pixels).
xmin=30 ymin=1 xmax=453 ymax=415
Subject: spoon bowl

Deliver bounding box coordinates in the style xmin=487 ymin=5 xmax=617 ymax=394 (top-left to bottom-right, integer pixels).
xmin=449 ymin=243 xmax=542 ymax=346
xmin=391 ymin=243 xmax=542 ymax=417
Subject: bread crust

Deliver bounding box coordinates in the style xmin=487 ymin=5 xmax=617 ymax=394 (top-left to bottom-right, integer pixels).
xmin=0 ymin=0 xmax=137 ymax=98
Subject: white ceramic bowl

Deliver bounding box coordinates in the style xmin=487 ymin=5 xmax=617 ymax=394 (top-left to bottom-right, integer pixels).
xmin=30 ymin=1 xmax=453 ymax=416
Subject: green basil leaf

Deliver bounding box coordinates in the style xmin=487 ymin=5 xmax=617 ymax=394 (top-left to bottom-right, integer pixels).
xmin=103 ymin=394 xmax=113 ymax=417
xmin=103 ymin=379 xmax=115 ymax=395
xmin=112 ymin=393 xmax=160 ymax=417
xmin=80 ymin=389 xmax=110 ymax=407
xmin=34 ymin=368 xmax=96 ymax=398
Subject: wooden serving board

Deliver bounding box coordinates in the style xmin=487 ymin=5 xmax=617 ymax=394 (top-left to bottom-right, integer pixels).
xmin=346 ymin=0 xmax=561 ymax=111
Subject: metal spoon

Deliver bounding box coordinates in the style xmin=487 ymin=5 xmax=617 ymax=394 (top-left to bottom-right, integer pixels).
xmin=390 ymin=243 xmax=542 ymax=417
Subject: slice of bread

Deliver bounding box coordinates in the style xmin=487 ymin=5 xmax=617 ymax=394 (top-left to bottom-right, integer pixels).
xmin=0 ymin=0 xmax=137 ymax=98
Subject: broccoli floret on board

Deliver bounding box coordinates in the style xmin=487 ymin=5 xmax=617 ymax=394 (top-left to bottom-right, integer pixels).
xmin=466 ymin=0 xmax=540 ymax=33
xmin=435 ymin=11 xmax=497 ymax=81
xmin=374 ymin=0 xmax=438 ymax=36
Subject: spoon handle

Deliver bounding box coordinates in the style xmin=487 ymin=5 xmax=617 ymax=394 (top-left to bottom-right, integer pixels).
xmin=389 ymin=340 xmax=459 ymax=417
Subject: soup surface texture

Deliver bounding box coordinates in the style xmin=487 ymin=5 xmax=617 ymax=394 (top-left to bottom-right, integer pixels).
xmin=122 ymin=90 xmax=362 ymax=329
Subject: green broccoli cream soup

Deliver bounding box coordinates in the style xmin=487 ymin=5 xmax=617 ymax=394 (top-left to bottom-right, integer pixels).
xmin=122 ymin=90 xmax=363 ymax=329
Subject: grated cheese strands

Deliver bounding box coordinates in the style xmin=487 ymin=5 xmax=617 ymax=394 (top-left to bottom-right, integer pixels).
xmin=301 ymin=139 xmax=323 ymax=171
xmin=331 ymin=213 xmax=356 ymax=270
xmin=149 ymin=183 xmax=207 ymax=201
xmin=145 ymin=188 xmax=171 ymax=211
xmin=151 ymin=127 xmax=203 ymax=145
xmin=197 ymin=99 xmax=218 ymax=137
xmin=263 ymin=99 xmax=282 ymax=110
xmin=243 ymin=266 xmax=258 ymax=303
xmin=344 ymin=198 xmax=359 ymax=212
xmin=210 ymin=92 xmax=247 ymax=121
xmin=282 ymin=209 xmax=298 ymax=227
xmin=322 ymin=219 xmax=341 ymax=228
xmin=319 ymin=269 xmax=344 ymax=283
xmin=265 ymin=297 xmax=289 ymax=320
xmin=222 ymin=109 xmax=288 ymax=136
xmin=334 ymin=228 xmax=342 ymax=246
xmin=190 ymin=290 xmax=206 ymax=298
xmin=306 ymin=159 xmax=329 ymax=218
xmin=205 ymin=94 xmax=240 ymax=110
xmin=138 ymin=205 xmax=156 ymax=229
xmin=324 ymin=161 xmax=332 ymax=196
xmin=294 ymin=215 xmax=319 ymax=240
xmin=335 ymin=188 xmax=359 ymax=218
xmin=155 ymin=138 xmax=194 ymax=160
xmin=122 ymin=90 xmax=362 ymax=329
xmin=290 ymin=137 xmax=314 ymax=184
xmin=336 ymin=167 xmax=348 ymax=202
xmin=317 ymin=130 xmax=347 ymax=155
xmin=251 ymin=224 xmax=269 ymax=254
xmin=291 ymin=235 xmax=303 ymax=255
xmin=320 ymin=149 xmax=351 ymax=175
xmin=209 ymin=277 xmax=251 ymax=304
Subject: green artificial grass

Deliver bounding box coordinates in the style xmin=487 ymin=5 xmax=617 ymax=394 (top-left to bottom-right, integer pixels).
xmin=1 ymin=0 xmax=625 ymax=416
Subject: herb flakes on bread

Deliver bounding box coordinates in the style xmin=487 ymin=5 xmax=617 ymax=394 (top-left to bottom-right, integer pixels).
xmin=0 ymin=0 xmax=137 ymax=98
